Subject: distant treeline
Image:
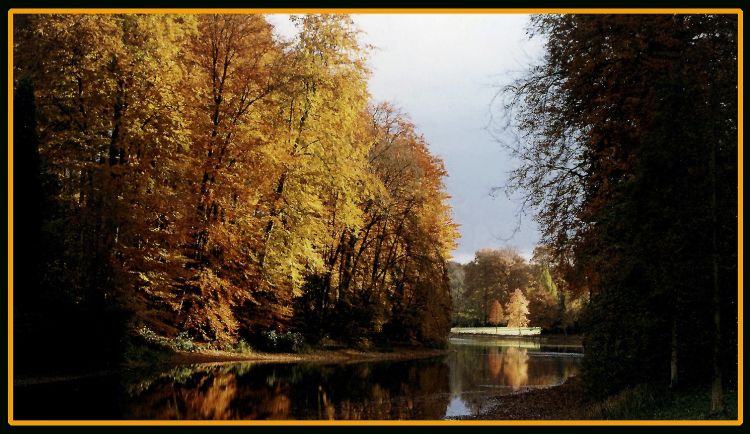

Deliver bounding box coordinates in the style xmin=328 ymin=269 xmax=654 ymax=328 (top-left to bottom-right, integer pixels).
xmin=12 ymin=14 xmax=458 ymax=368
xmin=448 ymin=247 xmax=587 ymax=332
xmin=503 ymin=14 xmax=738 ymax=412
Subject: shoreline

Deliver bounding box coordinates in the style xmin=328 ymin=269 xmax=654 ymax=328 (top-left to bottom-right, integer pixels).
xmin=448 ymin=333 xmax=584 ymax=345
xmin=452 ymin=375 xmax=739 ymax=420
xmin=151 ymin=346 xmax=450 ymax=366
xmin=14 ymin=346 xmax=450 ymax=386
xmin=450 ymin=376 xmax=584 ymax=420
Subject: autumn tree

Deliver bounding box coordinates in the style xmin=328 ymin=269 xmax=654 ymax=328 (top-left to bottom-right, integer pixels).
xmin=488 ymin=300 xmax=505 ymax=332
xmin=505 ymin=289 xmax=530 ymax=328
xmin=258 ymin=15 xmax=372 ymax=287
xmin=169 ymin=14 xmax=285 ymax=341
xmin=301 ymin=102 xmax=458 ymax=346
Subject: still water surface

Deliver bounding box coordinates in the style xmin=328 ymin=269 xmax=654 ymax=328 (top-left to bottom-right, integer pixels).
xmin=15 ymin=336 xmax=581 ymax=420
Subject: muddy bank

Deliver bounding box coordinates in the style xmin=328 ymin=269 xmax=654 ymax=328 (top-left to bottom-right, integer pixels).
xmin=449 ymin=376 xmax=585 ymax=420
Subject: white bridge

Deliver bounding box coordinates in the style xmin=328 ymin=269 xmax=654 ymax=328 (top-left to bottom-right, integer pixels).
xmin=450 ymin=327 xmax=542 ymax=336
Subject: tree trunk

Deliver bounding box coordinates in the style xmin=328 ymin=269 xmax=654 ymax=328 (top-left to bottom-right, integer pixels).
xmin=709 ymin=133 xmax=723 ymax=414
xmin=258 ymin=172 xmax=287 ymax=269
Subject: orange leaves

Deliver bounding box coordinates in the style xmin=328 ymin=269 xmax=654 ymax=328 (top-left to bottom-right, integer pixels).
xmin=489 ymin=300 xmax=506 ymax=326
xmin=506 ymin=288 xmax=530 ymax=328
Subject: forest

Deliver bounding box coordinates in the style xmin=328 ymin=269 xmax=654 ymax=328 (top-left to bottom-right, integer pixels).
xmin=499 ymin=14 xmax=738 ymax=413
xmin=13 ymin=14 xmax=458 ymax=371
xmin=448 ymin=247 xmax=586 ymax=331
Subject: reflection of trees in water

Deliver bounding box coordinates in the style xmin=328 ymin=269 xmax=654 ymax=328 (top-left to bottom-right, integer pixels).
xmin=502 ymin=347 xmax=529 ymax=390
xmin=448 ymin=342 xmax=582 ymax=414
xmin=488 ymin=347 xmax=503 ymax=379
xmin=123 ymin=359 xmax=450 ymax=420
xmin=124 ymin=368 xmax=231 ymax=419
xmin=120 ymin=347 xmax=580 ymax=420
xmin=295 ymin=360 xmax=451 ymax=419
xmin=480 ymin=346 xmax=580 ymax=390
xmin=487 ymin=346 xmax=533 ymax=390
xmin=124 ymin=367 xmax=292 ymax=419
xmin=493 ymin=346 xmax=584 ymax=390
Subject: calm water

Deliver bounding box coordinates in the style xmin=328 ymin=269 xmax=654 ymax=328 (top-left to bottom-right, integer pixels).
xmin=14 ymin=336 xmax=581 ymax=420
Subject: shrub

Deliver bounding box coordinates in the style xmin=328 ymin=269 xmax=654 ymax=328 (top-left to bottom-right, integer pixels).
xmin=259 ymin=330 xmax=305 ymax=353
xmin=172 ymin=331 xmax=195 ymax=352
xmin=136 ymin=325 xmax=168 ymax=347
xmin=133 ymin=326 xmax=195 ymax=353
xmin=224 ymin=339 xmax=253 ymax=354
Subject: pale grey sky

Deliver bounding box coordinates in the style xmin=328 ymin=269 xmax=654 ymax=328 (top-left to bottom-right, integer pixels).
xmin=267 ymin=14 xmax=544 ymax=264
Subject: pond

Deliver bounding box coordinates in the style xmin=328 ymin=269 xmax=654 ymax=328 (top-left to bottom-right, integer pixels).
xmin=13 ymin=336 xmax=582 ymax=420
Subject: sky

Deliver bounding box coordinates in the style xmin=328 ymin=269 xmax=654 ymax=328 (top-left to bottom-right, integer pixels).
xmin=266 ymin=14 xmax=545 ymax=264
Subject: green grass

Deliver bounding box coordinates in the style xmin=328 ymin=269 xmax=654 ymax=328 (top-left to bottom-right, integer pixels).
xmin=584 ymin=384 xmax=658 ymax=419
xmin=584 ymin=384 xmax=738 ymax=420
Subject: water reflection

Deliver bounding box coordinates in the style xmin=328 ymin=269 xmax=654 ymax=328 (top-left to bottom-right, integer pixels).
xmin=446 ymin=337 xmax=581 ymax=417
xmin=13 ymin=337 xmax=581 ymax=420
xmin=495 ymin=347 xmax=529 ymax=390
xmin=122 ymin=359 xmax=452 ymax=420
